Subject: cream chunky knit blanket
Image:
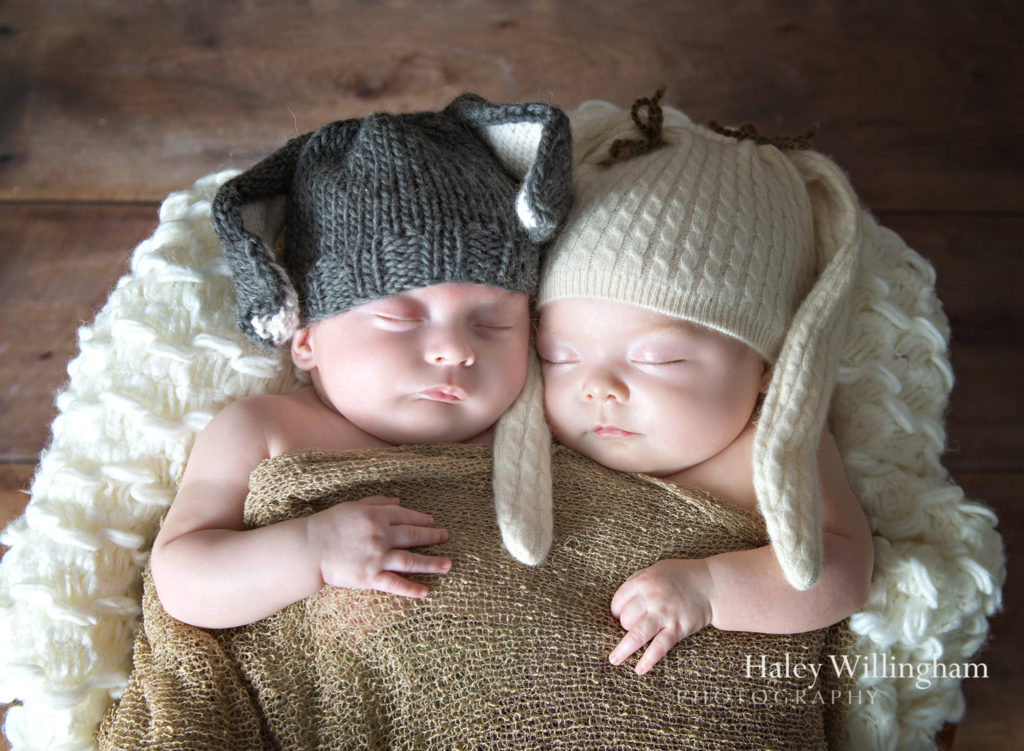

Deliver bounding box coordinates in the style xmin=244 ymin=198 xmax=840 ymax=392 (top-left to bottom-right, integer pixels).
xmin=0 ymin=171 xmax=1004 ymax=750
xmin=98 ymin=445 xmax=851 ymax=751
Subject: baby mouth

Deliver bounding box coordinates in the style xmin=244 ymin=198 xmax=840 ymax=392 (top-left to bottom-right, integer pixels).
xmin=592 ymin=425 xmax=637 ymax=438
xmin=418 ymin=386 xmax=467 ymax=403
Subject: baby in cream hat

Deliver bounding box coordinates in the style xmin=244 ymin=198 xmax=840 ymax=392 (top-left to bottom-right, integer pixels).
xmin=536 ymin=91 xmax=874 ymax=674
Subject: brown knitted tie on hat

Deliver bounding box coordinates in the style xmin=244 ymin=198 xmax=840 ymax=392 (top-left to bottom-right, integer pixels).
xmin=603 ymin=90 xmax=816 ymax=164
xmin=707 ymin=120 xmax=818 ymax=151
xmin=602 ymin=87 xmax=667 ymax=164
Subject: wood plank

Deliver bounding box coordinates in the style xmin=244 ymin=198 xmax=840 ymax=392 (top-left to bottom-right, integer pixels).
xmin=2 ymin=1 xmax=1022 ymax=209
xmin=0 ymin=203 xmax=151 ymax=460
xmin=946 ymin=338 xmax=1023 ymax=473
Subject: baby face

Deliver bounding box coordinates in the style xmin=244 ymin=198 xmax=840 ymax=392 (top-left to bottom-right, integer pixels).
xmin=293 ymin=282 xmax=530 ymax=444
xmin=537 ymin=298 xmax=768 ymax=477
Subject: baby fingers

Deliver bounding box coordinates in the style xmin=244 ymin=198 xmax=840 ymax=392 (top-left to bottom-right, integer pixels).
xmin=609 ymin=615 xmax=686 ymax=675
xmin=382 ymin=549 xmax=451 ymax=576
xmin=370 ymin=570 xmax=431 ymax=599
xmin=383 ymin=504 xmax=438 ymax=529
xmin=608 ymin=613 xmax=655 ymax=666
xmin=634 ymin=628 xmax=681 ymax=675
xmin=354 ymin=496 xmax=438 ymax=530
xmin=389 ymin=522 xmax=448 ymax=549
xmin=371 ymin=550 xmax=451 ymax=598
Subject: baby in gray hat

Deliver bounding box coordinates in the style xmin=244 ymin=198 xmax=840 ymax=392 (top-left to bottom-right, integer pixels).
xmin=148 ymin=94 xmax=571 ymax=628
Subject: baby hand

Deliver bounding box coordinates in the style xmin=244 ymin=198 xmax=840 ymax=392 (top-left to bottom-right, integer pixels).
xmin=609 ymin=558 xmax=714 ymax=674
xmin=307 ymin=495 xmax=451 ymax=598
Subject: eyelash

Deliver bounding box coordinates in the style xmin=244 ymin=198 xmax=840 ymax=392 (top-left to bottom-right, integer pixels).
xmin=373 ymin=315 xmax=420 ymax=329
xmin=631 ymin=358 xmax=686 ymax=367
xmin=374 ymin=315 xmax=515 ymax=333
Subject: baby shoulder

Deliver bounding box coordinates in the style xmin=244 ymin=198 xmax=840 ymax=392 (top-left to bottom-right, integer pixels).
xmin=183 ymin=395 xmax=283 ymax=477
xmin=200 ymin=392 xmax=296 ymax=442
xmin=222 ymin=387 xmax=390 ymax=455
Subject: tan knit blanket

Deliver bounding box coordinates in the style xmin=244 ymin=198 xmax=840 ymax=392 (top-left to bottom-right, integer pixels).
xmin=98 ymin=444 xmax=851 ymax=750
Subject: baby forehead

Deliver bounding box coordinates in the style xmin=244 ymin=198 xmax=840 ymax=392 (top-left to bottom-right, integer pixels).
xmin=369 ymin=283 xmax=529 ymax=309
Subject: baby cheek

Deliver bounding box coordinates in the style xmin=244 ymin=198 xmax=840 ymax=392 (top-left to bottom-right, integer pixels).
xmin=541 ymin=376 xmax=574 ymax=435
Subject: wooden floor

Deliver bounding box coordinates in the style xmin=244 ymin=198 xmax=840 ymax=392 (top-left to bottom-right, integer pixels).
xmin=1 ymin=2 xmax=1021 ymax=748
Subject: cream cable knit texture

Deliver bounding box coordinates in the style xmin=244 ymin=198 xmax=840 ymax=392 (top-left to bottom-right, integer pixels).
xmin=538 ymin=102 xmax=862 ymax=589
xmin=752 ymin=148 xmax=864 ymax=589
xmin=0 ymin=157 xmax=1004 ymax=749
xmin=492 ymin=347 xmax=553 ymax=565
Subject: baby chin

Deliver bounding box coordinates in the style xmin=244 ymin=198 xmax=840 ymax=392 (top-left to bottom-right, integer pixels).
xmin=566 ymin=431 xmax=658 ymax=474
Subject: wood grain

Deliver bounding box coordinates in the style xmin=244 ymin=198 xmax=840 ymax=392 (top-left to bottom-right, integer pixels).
xmin=0 ymin=204 xmax=145 ymax=460
xmin=0 ymin=1 xmax=1020 ymax=748
xmin=2 ymin=1 xmax=1022 ymax=210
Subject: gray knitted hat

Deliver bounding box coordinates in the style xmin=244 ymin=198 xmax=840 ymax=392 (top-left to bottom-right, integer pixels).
xmin=211 ymin=94 xmax=572 ymax=567
xmin=213 ymin=93 xmax=572 ymax=347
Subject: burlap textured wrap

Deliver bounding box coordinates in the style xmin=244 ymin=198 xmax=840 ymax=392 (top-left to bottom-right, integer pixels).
xmin=98 ymin=444 xmax=851 ymax=750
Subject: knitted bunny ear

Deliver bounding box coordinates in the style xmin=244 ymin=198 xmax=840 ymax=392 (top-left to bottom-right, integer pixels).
xmin=212 ymin=132 xmax=313 ymax=348
xmin=753 ymin=149 xmax=863 ymax=590
xmin=447 ymin=93 xmax=573 ymax=242
xmin=445 ymin=93 xmax=569 ymax=566
xmin=491 ymin=345 xmax=553 ymax=565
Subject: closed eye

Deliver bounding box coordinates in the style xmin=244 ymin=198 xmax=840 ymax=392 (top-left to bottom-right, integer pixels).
xmin=631 ymin=358 xmax=686 ymax=366
xmin=373 ymin=314 xmax=420 ymax=329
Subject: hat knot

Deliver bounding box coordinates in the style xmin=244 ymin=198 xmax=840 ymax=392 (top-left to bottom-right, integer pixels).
xmin=602 ymin=87 xmax=667 ymax=165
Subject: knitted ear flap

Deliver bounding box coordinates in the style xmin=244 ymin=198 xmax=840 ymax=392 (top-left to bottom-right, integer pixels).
xmin=753 ymin=149 xmax=863 ymax=590
xmin=446 ymin=93 xmax=573 ymax=243
xmin=212 ymin=132 xmax=313 ymax=348
xmin=446 ymin=93 xmax=570 ymax=566
xmin=491 ymin=344 xmax=553 ymax=565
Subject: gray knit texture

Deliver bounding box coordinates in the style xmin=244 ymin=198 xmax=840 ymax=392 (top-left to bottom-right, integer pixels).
xmin=212 ymin=94 xmax=572 ymax=347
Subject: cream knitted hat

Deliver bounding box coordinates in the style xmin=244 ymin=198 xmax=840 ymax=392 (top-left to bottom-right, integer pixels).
xmin=538 ymin=95 xmax=863 ymax=589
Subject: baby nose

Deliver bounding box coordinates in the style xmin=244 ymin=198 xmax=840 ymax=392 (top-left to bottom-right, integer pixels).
xmin=583 ymin=371 xmax=628 ymax=403
xmin=426 ymin=333 xmax=475 ymax=367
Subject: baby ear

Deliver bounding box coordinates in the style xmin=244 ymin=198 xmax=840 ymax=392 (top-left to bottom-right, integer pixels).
xmin=289 ymin=326 xmax=316 ymax=371
xmin=446 ymin=94 xmax=573 ymax=243
xmin=212 ymin=132 xmax=312 ymax=348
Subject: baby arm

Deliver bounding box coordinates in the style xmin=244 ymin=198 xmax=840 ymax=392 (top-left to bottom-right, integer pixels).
xmin=609 ymin=432 xmax=873 ymax=674
xmin=149 ymin=398 xmax=450 ymax=629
